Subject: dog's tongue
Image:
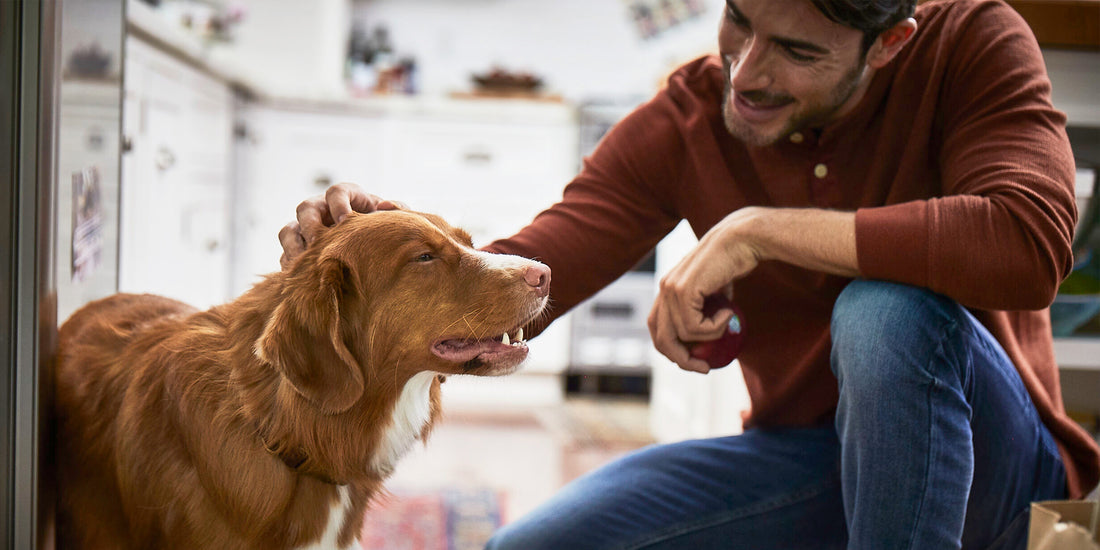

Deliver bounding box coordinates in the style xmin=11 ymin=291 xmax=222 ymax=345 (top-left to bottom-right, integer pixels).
xmin=432 ymin=337 xmax=527 ymax=364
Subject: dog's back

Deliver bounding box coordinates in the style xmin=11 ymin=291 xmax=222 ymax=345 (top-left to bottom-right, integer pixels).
xmin=55 ymin=294 xmax=198 ymax=548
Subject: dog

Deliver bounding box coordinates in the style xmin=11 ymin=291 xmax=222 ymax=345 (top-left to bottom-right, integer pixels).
xmin=54 ymin=209 xmax=551 ymax=549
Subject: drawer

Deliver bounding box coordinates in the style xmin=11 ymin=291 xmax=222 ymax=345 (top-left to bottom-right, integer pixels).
xmin=395 ymin=119 xmax=569 ymax=181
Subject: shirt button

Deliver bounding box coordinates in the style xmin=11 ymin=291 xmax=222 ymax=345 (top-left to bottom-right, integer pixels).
xmin=814 ymin=163 xmax=828 ymax=179
xmin=790 ymin=132 xmax=804 ymax=144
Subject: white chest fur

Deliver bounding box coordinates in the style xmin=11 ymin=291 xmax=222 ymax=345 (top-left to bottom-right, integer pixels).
xmin=297 ymin=485 xmax=354 ymax=550
xmin=371 ymin=371 xmax=436 ymax=475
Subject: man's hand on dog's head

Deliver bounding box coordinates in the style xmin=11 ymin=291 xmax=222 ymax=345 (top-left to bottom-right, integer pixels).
xmin=279 ymin=182 xmax=406 ymax=270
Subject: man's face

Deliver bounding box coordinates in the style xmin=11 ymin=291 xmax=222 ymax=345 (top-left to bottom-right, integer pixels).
xmin=719 ymin=0 xmax=871 ymax=146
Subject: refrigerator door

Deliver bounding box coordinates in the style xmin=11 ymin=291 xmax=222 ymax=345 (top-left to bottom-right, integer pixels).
xmin=56 ymin=0 xmax=125 ymax=322
xmin=1 ymin=1 xmax=123 ymax=548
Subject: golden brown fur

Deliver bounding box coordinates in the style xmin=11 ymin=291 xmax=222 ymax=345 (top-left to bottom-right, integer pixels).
xmin=54 ymin=210 xmax=550 ymax=549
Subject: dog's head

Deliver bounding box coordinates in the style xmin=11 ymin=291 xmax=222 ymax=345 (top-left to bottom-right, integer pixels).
xmin=256 ymin=210 xmax=550 ymax=414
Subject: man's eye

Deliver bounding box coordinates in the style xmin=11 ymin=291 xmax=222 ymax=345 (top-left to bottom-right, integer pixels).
xmin=785 ymin=47 xmax=818 ymax=63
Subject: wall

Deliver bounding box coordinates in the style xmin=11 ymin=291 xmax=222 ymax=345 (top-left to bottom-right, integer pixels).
xmin=211 ymin=0 xmax=351 ymax=98
xmin=213 ymin=0 xmax=1098 ymax=111
xmin=351 ymin=0 xmax=725 ymax=101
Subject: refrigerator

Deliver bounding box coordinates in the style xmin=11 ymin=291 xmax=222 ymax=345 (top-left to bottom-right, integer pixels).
xmin=1 ymin=1 xmax=124 ymax=547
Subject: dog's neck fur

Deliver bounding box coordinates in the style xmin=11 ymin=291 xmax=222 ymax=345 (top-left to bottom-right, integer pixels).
xmin=218 ymin=271 xmax=441 ymax=485
xmin=152 ymin=271 xmax=441 ymax=548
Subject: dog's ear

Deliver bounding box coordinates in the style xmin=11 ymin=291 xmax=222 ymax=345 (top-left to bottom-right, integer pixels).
xmin=257 ymin=256 xmax=365 ymax=414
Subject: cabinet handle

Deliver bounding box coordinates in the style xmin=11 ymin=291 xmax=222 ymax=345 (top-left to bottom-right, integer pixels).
xmin=463 ymin=149 xmax=493 ymax=164
xmin=155 ymin=146 xmax=176 ymax=171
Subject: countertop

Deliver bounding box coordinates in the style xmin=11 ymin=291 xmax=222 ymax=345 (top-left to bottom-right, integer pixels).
xmin=125 ymin=0 xmax=577 ymax=124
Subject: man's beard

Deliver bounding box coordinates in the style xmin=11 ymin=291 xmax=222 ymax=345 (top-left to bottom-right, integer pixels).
xmin=722 ymin=61 xmax=866 ymax=147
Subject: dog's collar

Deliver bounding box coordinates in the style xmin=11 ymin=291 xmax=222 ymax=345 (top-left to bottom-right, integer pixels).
xmin=262 ymin=438 xmax=344 ymax=486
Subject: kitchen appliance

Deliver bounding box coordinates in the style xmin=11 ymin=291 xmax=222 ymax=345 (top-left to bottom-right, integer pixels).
xmin=567 ymin=98 xmax=654 ymax=394
xmin=1 ymin=1 xmax=124 ymax=546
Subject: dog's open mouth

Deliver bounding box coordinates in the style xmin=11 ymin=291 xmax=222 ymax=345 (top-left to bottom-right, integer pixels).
xmin=431 ymin=327 xmax=529 ymax=369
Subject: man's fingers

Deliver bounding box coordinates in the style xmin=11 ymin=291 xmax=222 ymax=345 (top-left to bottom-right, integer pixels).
xmin=287 ymin=183 xmax=409 ymax=273
xmin=279 ymin=221 xmax=306 ymax=270
xmin=376 ymin=199 xmax=408 ymax=211
xmin=326 ymin=183 xmax=364 ymax=223
xmin=658 ymin=277 xmax=728 ymax=342
xmin=682 ymin=310 xmax=731 ymax=340
xmin=648 ymin=299 xmax=711 ymax=374
xmin=295 ymin=197 xmax=332 ymax=246
xmin=326 ymin=182 xmax=400 ymax=223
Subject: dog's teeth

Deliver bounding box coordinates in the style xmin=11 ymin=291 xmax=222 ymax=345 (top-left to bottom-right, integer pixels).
xmin=502 ymin=332 xmax=510 ymax=346
xmin=516 ymin=327 xmax=524 ymax=342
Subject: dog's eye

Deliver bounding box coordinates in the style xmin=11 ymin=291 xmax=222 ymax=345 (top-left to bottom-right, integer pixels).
xmin=414 ymin=253 xmax=435 ymax=262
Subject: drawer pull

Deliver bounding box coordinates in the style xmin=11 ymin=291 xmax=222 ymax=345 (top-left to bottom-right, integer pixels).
xmin=155 ymin=146 xmax=176 ymax=171
xmin=592 ymin=303 xmax=635 ymax=319
xmin=463 ymin=150 xmax=493 ymax=164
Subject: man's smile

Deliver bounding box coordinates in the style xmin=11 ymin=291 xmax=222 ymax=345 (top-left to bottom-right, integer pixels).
xmin=732 ymin=90 xmax=795 ymax=124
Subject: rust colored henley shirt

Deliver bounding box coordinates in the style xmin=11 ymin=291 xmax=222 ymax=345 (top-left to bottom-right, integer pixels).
xmin=485 ymin=0 xmax=1100 ymax=498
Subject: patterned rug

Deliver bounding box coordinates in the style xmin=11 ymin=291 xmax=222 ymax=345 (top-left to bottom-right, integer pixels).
xmin=360 ymin=488 xmax=505 ymax=550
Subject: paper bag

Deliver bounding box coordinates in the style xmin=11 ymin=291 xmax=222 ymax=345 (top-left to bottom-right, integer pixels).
xmin=1028 ymin=500 xmax=1100 ymax=550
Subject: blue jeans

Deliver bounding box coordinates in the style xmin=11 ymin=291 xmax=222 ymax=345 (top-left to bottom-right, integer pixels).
xmin=485 ymin=281 xmax=1067 ymax=549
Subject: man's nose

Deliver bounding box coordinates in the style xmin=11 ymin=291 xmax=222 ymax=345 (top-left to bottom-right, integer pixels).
xmin=730 ymin=38 xmax=772 ymax=91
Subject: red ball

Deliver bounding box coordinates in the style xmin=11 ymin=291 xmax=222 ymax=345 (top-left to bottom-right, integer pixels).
xmin=688 ymin=293 xmax=744 ymax=369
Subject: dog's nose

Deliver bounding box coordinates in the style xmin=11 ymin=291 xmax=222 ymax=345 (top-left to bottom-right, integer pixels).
xmin=524 ymin=263 xmax=551 ymax=298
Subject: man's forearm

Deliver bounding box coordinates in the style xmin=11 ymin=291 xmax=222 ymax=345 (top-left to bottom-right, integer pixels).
xmin=735 ymin=206 xmax=860 ymax=278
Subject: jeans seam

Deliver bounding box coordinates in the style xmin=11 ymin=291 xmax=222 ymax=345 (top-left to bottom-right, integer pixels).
xmin=901 ymin=318 xmax=959 ymax=550
xmin=906 ymin=375 xmax=937 ymax=550
xmin=622 ymin=476 xmax=841 ymax=550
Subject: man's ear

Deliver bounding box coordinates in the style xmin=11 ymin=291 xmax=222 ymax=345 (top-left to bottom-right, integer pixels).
xmin=257 ymin=256 xmax=365 ymax=414
xmin=866 ymin=18 xmax=917 ymax=69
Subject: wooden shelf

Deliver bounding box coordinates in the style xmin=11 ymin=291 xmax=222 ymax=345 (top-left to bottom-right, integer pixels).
xmin=1005 ymin=0 xmax=1100 ymax=50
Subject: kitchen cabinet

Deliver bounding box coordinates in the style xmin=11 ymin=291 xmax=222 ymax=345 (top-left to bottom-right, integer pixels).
xmin=389 ymin=116 xmax=576 ymax=244
xmin=229 ymin=103 xmax=391 ymax=294
xmin=119 ymin=36 xmax=234 ymax=310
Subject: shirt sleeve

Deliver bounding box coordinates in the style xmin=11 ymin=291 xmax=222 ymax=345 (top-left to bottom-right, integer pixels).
xmin=481 ymin=94 xmax=684 ymax=335
xmin=855 ymin=1 xmax=1077 ymax=311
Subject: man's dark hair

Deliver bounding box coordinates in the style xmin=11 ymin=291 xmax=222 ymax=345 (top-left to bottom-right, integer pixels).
xmin=810 ymin=0 xmax=917 ymax=55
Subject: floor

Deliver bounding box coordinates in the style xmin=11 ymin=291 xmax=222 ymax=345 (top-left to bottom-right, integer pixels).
xmin=383 ymin=393 xmax=656 ymax=524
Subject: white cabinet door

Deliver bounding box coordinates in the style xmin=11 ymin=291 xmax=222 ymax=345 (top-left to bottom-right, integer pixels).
xmin=390 ymin=117 xmax=577 ymax=248
xmin=231 ymin=105 xmax=390 ymax=295
xmin=120 ymin=37 xmax=233 ymax=310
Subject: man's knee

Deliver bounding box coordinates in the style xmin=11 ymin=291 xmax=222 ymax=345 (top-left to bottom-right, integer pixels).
xmin=830 ymin=280 xmax=961 ymax=384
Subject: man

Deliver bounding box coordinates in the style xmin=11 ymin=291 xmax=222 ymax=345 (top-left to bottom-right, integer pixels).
xmin=282 ymin=0 xmax=1100 ymax=547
